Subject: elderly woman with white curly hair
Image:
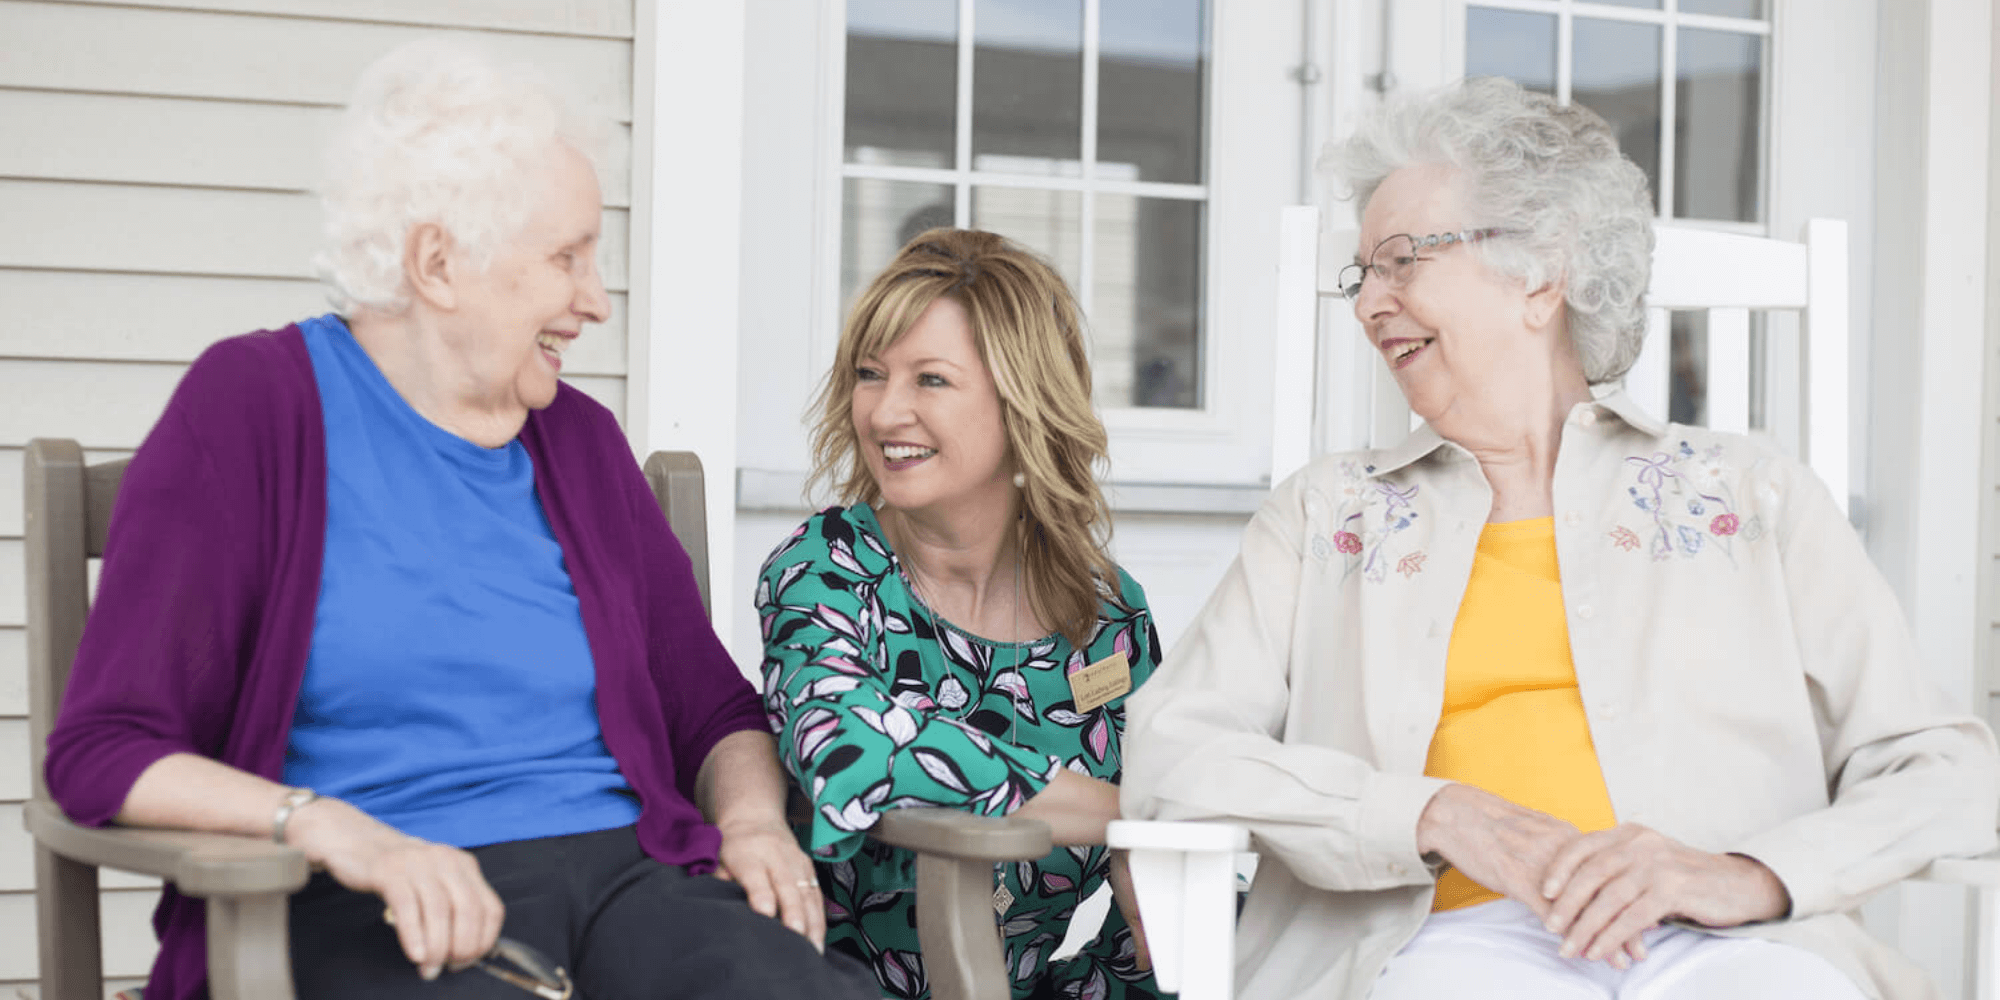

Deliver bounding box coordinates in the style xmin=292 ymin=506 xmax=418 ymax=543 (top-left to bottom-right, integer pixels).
xmin=1120 ymin=77 xmax=1998 ymax=1000
xmin=42 ymin=39 xmax=878 ymax=1000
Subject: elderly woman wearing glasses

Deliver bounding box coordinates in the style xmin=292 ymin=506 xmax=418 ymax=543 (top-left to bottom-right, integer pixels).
xmin=43 ymin=41 xmax=876 ymax=1000
xmin=1120 ymin=78 xmax=1998 ymax=1000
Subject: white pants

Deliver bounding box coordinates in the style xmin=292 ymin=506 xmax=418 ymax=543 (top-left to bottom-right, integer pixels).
xmin=1369 ymin=899 xmax=1867 ymax=1000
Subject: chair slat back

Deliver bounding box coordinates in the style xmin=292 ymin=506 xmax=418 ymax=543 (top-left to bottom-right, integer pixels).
xmin=23 ymin=440 xmax=127 ymax=804
xmin=643 ymin=451 xmax=710 ymax=618
xmin=1273 ymin=210 xmax=1851 ymax=515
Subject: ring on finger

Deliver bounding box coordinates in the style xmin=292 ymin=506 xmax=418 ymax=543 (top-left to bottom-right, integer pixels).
xmin=795 ymin=878 xmax=820 ymax=888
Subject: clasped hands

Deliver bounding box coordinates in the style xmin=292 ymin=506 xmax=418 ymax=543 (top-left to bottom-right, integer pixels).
xmin=1415 ymin=784 xmax=1791 ymax=968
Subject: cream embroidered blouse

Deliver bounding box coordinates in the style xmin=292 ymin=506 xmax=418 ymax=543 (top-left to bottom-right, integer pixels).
xmin=1121 ymin=391 xmax=1999 ymax=1000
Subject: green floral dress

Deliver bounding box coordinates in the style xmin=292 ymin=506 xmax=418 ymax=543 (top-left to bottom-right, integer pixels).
xmin=757 ymin=505 xmax=1168 ymax=1000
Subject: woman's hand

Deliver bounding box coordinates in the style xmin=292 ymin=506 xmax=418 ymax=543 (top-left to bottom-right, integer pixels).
xmin=1416 ymin=784 xmax=1647 ymax=967
xmin=715 ymin=817 xmax=828 ymax=951
xmin=1105 ymin=849 xmax=1154 ymax=972
xmin=1416 ymin=784 xmax=1581 ymax=921
xmin=285 ymin=797 xmax=504 ymax=980
xmin=1539 ymin=824 xmax=1791 ymax=966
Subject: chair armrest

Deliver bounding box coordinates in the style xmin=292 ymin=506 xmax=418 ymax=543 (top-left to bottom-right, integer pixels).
xmin=1106 ymin=819 xmax=1251 ymax=853
xmin=1910 ymin=851 xmax=2000 ymax=888
xmin=873 ymin=808 xmax=1052 ymax=861
xmin=26 ymin=799 xmax=312 ymax=897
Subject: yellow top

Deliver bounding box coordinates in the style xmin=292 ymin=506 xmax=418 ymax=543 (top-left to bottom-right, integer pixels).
xmin=1425 ymin=517 xmax=1617 ymax=912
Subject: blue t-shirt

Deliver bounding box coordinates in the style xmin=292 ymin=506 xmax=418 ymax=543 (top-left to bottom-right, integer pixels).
xmin=283 ymin=314 xmax=641 ymax=847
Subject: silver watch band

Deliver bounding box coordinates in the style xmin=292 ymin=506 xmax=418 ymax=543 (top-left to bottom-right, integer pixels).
xmin=272 ymin=787 xmax=319 ymax=845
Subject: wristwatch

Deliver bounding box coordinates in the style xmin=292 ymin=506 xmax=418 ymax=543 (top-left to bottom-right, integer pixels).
xmin=272 ymin=787 xmax=320 ymax=845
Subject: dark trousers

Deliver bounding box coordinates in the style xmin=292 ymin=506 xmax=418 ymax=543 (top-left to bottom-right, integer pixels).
xmin=289 ymin=825 xmax=880 ymax=999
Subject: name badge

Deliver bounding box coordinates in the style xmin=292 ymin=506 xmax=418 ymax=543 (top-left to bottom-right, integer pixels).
xmin=1068 ymin=651 xmax=1133 ymax=713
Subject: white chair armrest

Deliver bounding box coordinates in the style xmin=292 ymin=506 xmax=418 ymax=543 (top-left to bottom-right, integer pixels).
xmin=1106 ymin=821 xmax=1251 ymax=1000
xmin=1909 ymin=851 xmax=2000 ymax=888
xmin=1106 ymin=819 xmax=1250 ymax=854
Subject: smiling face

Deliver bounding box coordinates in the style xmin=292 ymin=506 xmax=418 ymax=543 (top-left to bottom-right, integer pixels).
xmin=1352 ymin=164 xmax=1561 ymax=426
xmin=441 ymin=142 xmax=611 ymax=413
xmin=851 ymin=295 xmax=1015 ymax=518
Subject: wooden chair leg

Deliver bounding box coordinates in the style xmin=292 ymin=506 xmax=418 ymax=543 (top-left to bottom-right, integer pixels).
xmin=205 ymin=893 xmax=296 ymax=1000
xmin=36 ymin=845 xmax=103 ymax=1000
xmin=914 ymin=855 xmax=1011 ymax=1000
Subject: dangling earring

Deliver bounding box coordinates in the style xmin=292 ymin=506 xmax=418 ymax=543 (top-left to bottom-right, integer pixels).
xmin=1012 ymin=471 xmax=1026 ymax=489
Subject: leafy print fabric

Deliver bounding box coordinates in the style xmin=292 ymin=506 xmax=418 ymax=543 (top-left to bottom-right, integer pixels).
xmin=758 ymin=505 xmax=1168 ymax=999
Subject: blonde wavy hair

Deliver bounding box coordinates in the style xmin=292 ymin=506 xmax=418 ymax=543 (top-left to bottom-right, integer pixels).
xmin=807 ymin=228 xmax=1123 ymax=648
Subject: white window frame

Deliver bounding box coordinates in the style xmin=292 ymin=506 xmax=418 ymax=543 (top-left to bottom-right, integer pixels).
xmin=738 ymin=0 xmax=1302 ymax=497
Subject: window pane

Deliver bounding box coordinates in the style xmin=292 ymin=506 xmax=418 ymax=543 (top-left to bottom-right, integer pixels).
xmin=841 ymin=178 xmax=955 ymax=313
xmin=973 ymin=0 xmax=1083 ymax=175
xmin=1466 ymin=8 xmax=1556 ymax=95
xmin=845 ymin=1 xmax=957 ymax=169
xmin=970 ymin=186 xmax=1083 ymax=291
xmin=1585 ymin=0 xmax=1661 ymax=8
xmin=1573 ymin=18 xmax=1662 ymax=211
xmin=1097 ymin=0 xmax=1206 ymax=184
xmin=1094 ymin=197 xmax=1203 ymax=408
xmin=1675 ymin=28 xmax=1763 ymax=222
xmin=1679 ymin=0 xmax=1765 ymax=17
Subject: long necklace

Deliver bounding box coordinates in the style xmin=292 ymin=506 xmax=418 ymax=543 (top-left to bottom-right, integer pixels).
xmin=894 ymin=517 xmax=1031 ymax=916
xmin=894 ymin=518 xmax=1026 ymax=746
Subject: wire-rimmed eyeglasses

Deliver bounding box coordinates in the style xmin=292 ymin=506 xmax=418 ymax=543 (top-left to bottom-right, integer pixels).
xmin=384 ymin=909 xmax=572 ymax=998
xmin=475 ymin=937 xmax=573 ymax=999
xmin=1336 ymin=228 xmax=1514 ymax=301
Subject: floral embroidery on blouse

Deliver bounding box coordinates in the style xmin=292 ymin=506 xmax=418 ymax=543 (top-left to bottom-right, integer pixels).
xmin=1617 ymin=440 xmax=1750 ymax=564
xmin=1331 ymin=462 xmax=1424 ymax=582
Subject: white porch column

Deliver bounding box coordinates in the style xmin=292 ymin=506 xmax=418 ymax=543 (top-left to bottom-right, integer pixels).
xmin=630 ymin=2 xmax=747 ymax=642
xmin=1867 ymin=1 xmax=1994 ymax=993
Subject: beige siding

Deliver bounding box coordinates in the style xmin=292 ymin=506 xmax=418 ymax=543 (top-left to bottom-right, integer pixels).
xmin=0 ymin=0 xmax=637 ymax=989
xmin=0 ymin=90 xmax=634 ymax=205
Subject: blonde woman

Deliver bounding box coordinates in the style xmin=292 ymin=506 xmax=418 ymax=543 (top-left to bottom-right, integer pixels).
xmin=756 ymin=229 xmax=1166 ymax=1000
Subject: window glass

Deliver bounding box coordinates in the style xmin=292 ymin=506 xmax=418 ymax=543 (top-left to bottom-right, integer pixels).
xmin=840 ymin=178 xmax=954 ymax=313
xmin=1094 ymin=196 xmax=1204 ymax=408
xmin=1466 ymin=8 xmax=1557 ymax=94
xmin=1675 ymin=27 xmax=1764 ymax=223
xmin=973 ymin=0 xmax=1083 ymax=175
xmin=1098 ymin=0 xmax=1206 ymax=184
xmin=844 ymin=0 xmax=956 ymax=169
xmin=1679 ymin=0 xmax=1765 ymax=17
xmin=1572 ymin=17 xmax=1663 ymax=211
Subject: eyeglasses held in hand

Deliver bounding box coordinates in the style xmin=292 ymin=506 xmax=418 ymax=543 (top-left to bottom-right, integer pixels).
xmin=383 ymin=907 xmax=574 ymax=998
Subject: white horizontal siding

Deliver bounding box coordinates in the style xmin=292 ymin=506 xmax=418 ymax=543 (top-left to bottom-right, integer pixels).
xmin=0 ymin=90 xmax=634 ymax=205
xmin=0 ymin=629 xmax=25 ymax=717
xmin=62 ymin=0 xmax=633 ymax=37
xmin=0 ymin=541 xmax=19 ymax=628
xmin=0 ymin=182 xmax=633 ymax=290
xmin=0 ymin=0 xmax=639 ymax=987
xmin=0 ymin=2 xmax=633 ymax=119
xmin=0 ymin=888 xmax=162 ymax=980
xmin=0 ymin=273 xmax=629 ymax=374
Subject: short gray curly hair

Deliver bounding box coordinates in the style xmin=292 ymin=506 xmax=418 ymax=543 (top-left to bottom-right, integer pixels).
xmin=1323 ymin=77 xmax=1655 ymax=384
xmin=314 ymin=39 xmax=608 ymax=314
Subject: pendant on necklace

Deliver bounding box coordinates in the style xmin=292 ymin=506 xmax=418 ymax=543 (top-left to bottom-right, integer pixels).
xmin=992 ymin=882 xmax=1015 ymax=915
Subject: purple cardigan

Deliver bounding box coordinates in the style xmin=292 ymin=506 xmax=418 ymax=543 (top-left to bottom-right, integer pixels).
xmin=44 ymin=326 xmax=768 ymax=1000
